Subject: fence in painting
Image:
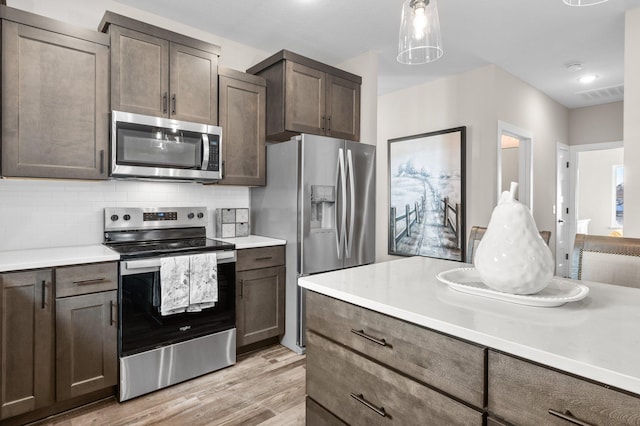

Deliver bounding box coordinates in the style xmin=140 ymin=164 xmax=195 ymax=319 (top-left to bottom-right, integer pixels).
xmin=389 ymin=195 xmax=426 ymax=252
xmin=442 ymin=196 xmax=461 ymax=249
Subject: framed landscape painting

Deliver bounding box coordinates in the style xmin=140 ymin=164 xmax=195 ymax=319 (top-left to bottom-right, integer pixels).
xmin=388 ymin=126 xmax=466 ymax=261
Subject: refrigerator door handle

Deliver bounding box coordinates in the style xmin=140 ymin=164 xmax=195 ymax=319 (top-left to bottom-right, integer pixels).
xmin=346 ymin=149 xmax=355 ymax=257
xmin=336 ymin=148 xmax=347 ymax=259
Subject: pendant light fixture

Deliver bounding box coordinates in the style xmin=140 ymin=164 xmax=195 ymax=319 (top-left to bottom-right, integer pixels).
xmin=397 ymin=0 xmax=443 ymax=65
xmin=562 ymin=0 xmax=609 ymax=6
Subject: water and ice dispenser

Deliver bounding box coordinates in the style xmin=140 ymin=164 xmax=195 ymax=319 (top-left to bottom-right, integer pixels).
xmin=310 ymin=185 xmax=335 ymax=230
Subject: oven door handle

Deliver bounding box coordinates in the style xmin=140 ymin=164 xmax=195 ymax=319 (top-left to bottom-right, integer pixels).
xmin=124 ymin=251 xmax=236 ymax=270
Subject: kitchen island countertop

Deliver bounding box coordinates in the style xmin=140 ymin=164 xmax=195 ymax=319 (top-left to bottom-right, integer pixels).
xmin=298 ymin=256 xmax=640 ymax=396
xmin=0 ymin=244 xmax=120 ymax=272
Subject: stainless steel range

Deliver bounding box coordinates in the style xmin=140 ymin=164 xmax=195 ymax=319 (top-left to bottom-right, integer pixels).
xmin=104 ymin=206 xmax=236 ymax=401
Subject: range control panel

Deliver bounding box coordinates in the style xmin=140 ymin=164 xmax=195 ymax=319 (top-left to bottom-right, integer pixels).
xmin=104 ymin=207 xmax=208 ymax=231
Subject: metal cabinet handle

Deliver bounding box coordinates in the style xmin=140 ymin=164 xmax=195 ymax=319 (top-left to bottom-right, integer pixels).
xmin=163 ymin=92 xmax=168 ymax=114
xmin=110 ymin=300 xmax=116 ymax=326
xmin=327 ymin=116 xmax=331 ymax=133
xmin=548 ymin=409 xmax=594 ymax=426
xmin=239 ymin=279 xmax=244 ymax=298
xmin=350 ymin=393 xmax=386 ymax=417
xmin=351 ymin=329 xmax=387 ymax=347
xmin=73 ymin=277 xmax=106 ymax=285
xmin=321 ymin=115 xmax=325 ymax=132
xmin=99 ymin=150 xmax=105 ymax=174
xmin=41 ymin=280 xmax=46 ymax=309
xmin=255 ymin=256 xmax=272 ymax=261
xmin=171 ymin=94 xmax=177 ymax=115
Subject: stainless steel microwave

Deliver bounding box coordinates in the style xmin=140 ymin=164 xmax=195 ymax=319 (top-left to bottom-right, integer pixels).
xmin=111 ymin=111 xmax=222 ymax=182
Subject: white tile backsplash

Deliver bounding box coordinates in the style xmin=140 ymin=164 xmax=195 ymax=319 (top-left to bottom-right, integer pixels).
xmin=0 ymin=179 xmax=249 ymax=251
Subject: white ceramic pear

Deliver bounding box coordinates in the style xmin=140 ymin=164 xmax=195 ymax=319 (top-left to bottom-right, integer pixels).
xmin=474 ymin=183 xmax=554 ymax=295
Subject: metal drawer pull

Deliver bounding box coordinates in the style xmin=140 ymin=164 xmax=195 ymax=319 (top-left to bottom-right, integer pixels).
xmin=350 ymin=393 xmax=386 ymax=417
xmin=73 ymin=277 xmax=107 ymax=285
xmin=239 ymin=279 xmax=244 ymax=298
xmin=41 ymin=280 xmax=46 ymax=309
xmin=255 ymin=256 xmax=273 ymax=261
xmin=110 ymin=300 xmax=116 ymax=326
xmin=351 ymin=329 xmax=387 ymax=346
xmin=548 ymin=409 xmax=594 ymax=426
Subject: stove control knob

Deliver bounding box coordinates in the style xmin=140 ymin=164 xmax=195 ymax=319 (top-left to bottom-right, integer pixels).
xmin=110 ymin=214 xmax=119 ymax=221
xmin=123 ymin=214 xmax=131 ymax=221
xmin=197 ymin=212 xmax=204 ymax=219
xmin=188 ymin=212 xmax=195 ymax=219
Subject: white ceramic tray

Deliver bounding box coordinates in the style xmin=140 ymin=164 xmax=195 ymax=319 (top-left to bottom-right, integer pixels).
xmin=436 ymin=268 xmax=589 ymax=307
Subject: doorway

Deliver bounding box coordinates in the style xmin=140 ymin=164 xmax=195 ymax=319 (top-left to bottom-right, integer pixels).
xmin=557 ymin=141 xmax=624 ymax=277
xmin=497 ymin=121 xmax=532 ymax=208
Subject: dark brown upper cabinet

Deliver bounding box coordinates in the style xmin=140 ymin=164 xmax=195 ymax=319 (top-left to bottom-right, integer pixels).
xmin=100 ymin=12 xmax=220 ymax=125
xmin=247 ymin=50 xmax=361 ymax=142
xmin=218 ymin=67 xmax=266 ymax=186
xmin=1 ymin=7 xmax=110 ymax=179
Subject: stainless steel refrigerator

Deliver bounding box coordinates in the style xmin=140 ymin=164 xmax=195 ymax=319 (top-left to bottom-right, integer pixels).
xmin=251 ymin=134 xmax=376 ymax=353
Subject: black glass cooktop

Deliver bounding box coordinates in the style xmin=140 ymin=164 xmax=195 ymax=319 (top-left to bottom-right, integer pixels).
xmin=105 ymin=238 xmax=234 ymax=259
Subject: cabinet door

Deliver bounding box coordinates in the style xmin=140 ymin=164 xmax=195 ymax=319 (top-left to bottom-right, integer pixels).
xmin=56 ymin=291 xmax=117 ymax=401
xmin=326 ymin=74 xmax=361 ymax=141
xmin=1 ymin=22 xmax=109 ymax=179
xmin=236 ymin=266 xmax=285 ymax=347
xmin=110 ymin=25 xmax=169 ymax=118
xmin=169 ymin=42 xmax=218 ymax=125
xmin=0 ymin=270 xmax=54 ymax=420
xmin=285 ymin=61 xmax=326 ymax=135
xmin=218 ymin=70 xmax=266 ymax=186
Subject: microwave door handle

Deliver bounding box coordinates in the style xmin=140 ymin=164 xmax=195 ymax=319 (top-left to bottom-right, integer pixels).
xmin=201 ymin=134 xmax=210 ymax=170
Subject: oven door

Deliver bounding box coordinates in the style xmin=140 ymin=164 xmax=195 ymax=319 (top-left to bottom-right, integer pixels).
xmin=118 ymin=250 xmax=235 ymax=357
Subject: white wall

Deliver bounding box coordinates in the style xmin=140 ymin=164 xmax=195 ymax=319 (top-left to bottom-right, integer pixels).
xmin=577 ymin=148 xmax=624 ymax=236
xmin=624 ymin=8 xmax=640 ymax=238
xmin=494 ymin=67 xmax=569 ymax=248
xmin=377 ymin=65 xmax=496 ymax=262
xmin=376 ymin=65 xmax=568 ymax=262
xmin=569 ymin=102 xmax=623 ymax=146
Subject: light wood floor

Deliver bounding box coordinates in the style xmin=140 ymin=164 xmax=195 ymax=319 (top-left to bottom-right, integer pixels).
xmin=34 ymin=345 xmax=306 ymax=426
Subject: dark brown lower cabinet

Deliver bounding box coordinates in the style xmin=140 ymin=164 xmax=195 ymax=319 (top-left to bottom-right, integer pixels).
xmin=0 ymin=269 xmax=54 ymax=420
xmin=236 ymin=265 xmax=285 ymax=347
xmin=56 ymin=290 xmax=117 ymax=401
xmin=488 ymin=350 xmax=640 ymax=426
xmin=306 ymin=331 xmax=483 ymax=426
xmin=306 ymin=397 xmax=346 ymax=426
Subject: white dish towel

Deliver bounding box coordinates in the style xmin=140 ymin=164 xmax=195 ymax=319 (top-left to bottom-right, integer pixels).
xmin=187 ymin=252 xmax=219 ymax=312
xmin=159 ymin=255 xmax=190 ymax=315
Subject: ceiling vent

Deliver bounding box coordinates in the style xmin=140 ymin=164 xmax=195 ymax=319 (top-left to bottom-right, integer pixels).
xmin=575 ymin=84 xmax=624 ymax=102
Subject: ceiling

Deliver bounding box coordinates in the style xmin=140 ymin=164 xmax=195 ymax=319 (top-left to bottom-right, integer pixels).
xmin=114 ymin=0 xmax=640 ymax=109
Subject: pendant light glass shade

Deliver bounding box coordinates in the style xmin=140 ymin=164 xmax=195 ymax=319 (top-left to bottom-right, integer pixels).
xmin=397 ymin=0 xmax=443 ymax=65
xmin=563 ymin=0 xmax=609 ymax=5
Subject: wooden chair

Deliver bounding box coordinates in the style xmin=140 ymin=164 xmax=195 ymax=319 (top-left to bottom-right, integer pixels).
xmin=572 ymin=233 xmax=640 ymax=288
xmin=466 ymin=225 xmax=551 ymax=264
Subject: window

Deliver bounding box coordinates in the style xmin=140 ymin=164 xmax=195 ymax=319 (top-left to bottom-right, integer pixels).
xmin=612 ymin=165 xmax=623 ymax=228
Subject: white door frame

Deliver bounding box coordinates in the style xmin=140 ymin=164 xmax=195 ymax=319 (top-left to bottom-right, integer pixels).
xmin=497 ymin=121 xmax=533 ymax=209
xmin=556 ymin=142 xmax=570 ymax=277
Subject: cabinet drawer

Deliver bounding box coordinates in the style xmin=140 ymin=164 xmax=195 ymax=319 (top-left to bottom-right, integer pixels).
xmin=236 ymin=246 xmax=284 ymax=271
xmin=306 ymin=291 xmax=485 ymax=408
xmin=306 ymin=331 xmax=483 ymax=426
xmin=306 ymin=397 xmax=346 ymax=426
xmin=55 ymin=262 xmax=118 ymax=298
xmin=488 ymin=351 xmax=640 ymax=426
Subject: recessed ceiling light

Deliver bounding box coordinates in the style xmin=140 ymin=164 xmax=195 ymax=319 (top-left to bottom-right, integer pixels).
xmin=578 ymin=74 xmax=599 ymax=84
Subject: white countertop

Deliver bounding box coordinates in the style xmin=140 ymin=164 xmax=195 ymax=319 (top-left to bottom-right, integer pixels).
xmin=219 ymin=235 xmax=286 ymax=249
xmin=0 ymin=245 xmax=120 ymax=272
xmin=298 ymin=256 xmax=640 ymax=396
